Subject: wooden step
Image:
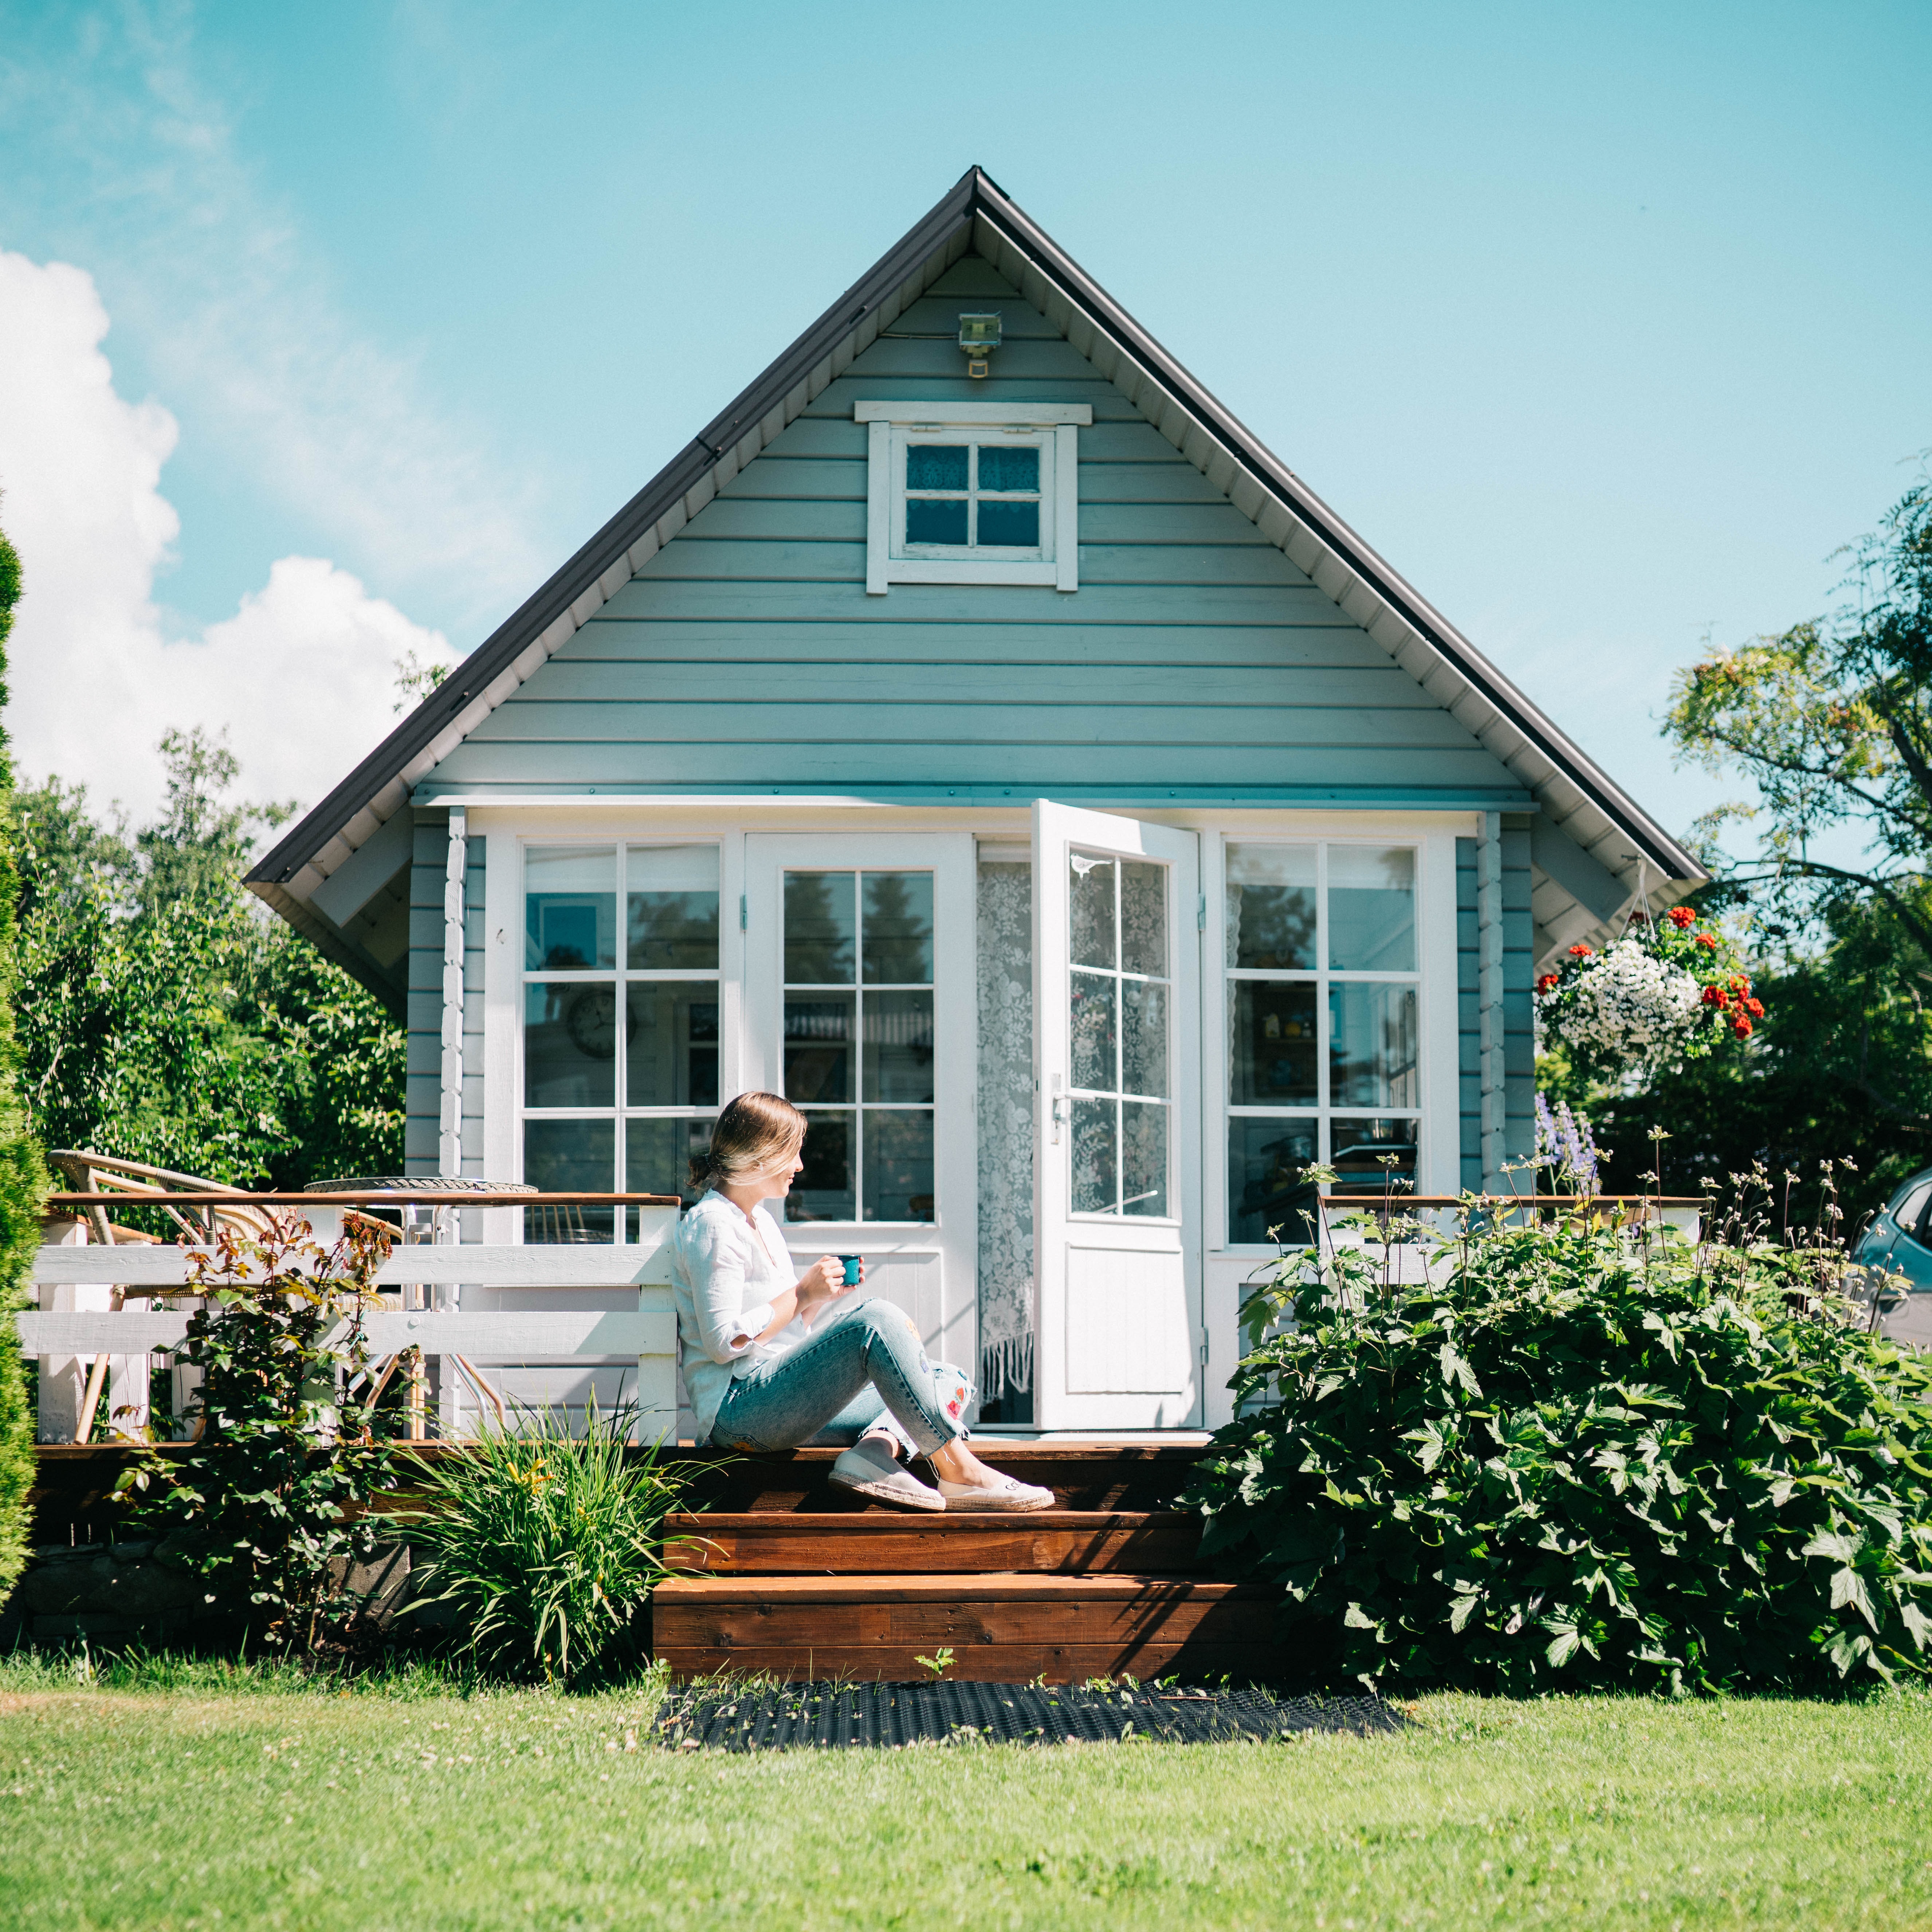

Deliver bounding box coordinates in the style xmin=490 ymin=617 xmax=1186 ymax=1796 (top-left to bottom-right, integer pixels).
xmin=669 ymin=1442 xmax=1208 ymax=1515
xmin=665 ymin=1510 xmax=1205 ymax=1576
xmin=651 ymin=1572 xmax=1275 ymax=1684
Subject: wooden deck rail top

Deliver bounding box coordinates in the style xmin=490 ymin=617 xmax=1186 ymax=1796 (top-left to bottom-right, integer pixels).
xmin=1325 ymin=1195 xmax=1704 ymax=1209
xmin=45 ymin=1191 xmax=681 ymax=1209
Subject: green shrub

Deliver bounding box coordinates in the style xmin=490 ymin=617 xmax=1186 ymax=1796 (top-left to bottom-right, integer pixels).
xmin=122 ymin=1215 xmax=398 ymax=1647
xmin=392 ymin=1407 xmax=688 ymax=1684
xmin=0 ymin=519 xmax=51 ymax=1614
xmin=1184 ymin=1213 xmax=1932 ymax=1695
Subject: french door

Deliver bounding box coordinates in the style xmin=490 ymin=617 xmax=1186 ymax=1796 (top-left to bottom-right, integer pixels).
xmin=742 ymin=833 xmax=978 ymax=1372
xmin=1032 ymin=802 xmax=1202 ymax=1429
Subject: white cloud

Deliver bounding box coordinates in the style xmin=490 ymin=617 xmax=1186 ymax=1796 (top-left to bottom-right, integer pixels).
xmin=0 ymin=5 xmax=547 ymax=627
xmin=0 ymin=248 xmax=456 ymax=822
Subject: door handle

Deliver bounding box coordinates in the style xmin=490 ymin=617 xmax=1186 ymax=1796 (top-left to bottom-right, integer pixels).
xmin=1050 ymin=1095 xmax=1065 ymax=1145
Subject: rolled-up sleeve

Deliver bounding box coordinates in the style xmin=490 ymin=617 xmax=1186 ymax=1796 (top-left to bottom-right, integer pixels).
xmin=682 ymin=1217 xmax=777 ymax=1363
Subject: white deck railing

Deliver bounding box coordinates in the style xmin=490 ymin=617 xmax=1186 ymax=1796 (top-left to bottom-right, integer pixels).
xmin=21 ymin=1196 xmax=683 ymax=1444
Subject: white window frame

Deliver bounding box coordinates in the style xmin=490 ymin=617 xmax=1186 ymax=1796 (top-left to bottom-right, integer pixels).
xmin=857 ymin=400 xmax=1091 ymax=595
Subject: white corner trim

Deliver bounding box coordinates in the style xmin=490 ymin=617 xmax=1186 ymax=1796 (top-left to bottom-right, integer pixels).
xmin=853 ymin=400 xmax=1093 ymax=426
xmin=439 ymin=807 xmax=468 ymax=1178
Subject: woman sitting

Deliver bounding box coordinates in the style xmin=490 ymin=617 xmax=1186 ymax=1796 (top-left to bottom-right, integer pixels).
xmin=667 ymin=1091 xmax=1051 ymax=1512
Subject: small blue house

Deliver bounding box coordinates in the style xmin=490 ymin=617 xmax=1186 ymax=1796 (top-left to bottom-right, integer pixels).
xmin=249 ymin=168 xmax=1701 ymax=1435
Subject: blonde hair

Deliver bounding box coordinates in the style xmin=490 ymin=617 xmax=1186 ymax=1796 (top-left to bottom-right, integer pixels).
xmin=695 ymin=1091 xmax=806 ymax=1192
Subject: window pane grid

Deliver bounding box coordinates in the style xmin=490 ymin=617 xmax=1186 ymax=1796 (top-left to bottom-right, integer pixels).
xmin=903 ymin=438 xmax=1044 ymax=555
xmin=1225 ymin=841 xmax=1420 ymax=1246
xmin=521 ymin=844 xmax=722 ymax=1240
xmin=783 ymin=870 xmax=935 ymax=1225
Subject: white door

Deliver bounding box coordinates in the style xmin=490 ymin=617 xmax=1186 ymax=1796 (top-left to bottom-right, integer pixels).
xmin=1032 ymin=801 xmax=1202 ymax=1429
xmin=742 ymin=833 xmax=978 ymax=1371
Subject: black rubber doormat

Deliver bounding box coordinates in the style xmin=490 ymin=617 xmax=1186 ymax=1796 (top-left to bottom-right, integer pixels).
xmin=656 ymin=1680 xmax=1403 ymax=1751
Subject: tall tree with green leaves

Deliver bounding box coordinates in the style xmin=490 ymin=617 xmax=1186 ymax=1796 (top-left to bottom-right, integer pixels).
xmin=0 ymin=516 xmax=52 ymax=1609
xmin=1608 ymin=476 xmax=1932 ymax=1220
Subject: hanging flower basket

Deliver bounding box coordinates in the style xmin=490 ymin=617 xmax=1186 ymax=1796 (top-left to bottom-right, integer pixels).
xmin=1535 ymin=906 xmax=1762 ymax=1084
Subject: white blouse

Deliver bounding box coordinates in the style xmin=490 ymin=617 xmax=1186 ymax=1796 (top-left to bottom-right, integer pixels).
xmin=666 ymin=1190 xmax=807 ymax=1440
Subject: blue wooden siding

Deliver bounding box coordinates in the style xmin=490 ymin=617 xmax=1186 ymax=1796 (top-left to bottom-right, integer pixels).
xmin=404 ymin=817 xmax=485 ymax=1177
xmin=1456 ymin=822 xmax=1536 ymax=1190
xmin=423 ymin=255 xmax=1528 ymax=810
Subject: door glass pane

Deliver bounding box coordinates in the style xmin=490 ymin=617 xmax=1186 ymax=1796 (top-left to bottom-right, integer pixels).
xmin=1228 ymin=1118 xmax=1320 ymax=1246
xmin=1330 ymin=984 xmax=1419 ymax=1108
xmin=627 ymin=845 xmax=719 ymax=969
xmin=1330 ymin=1117 xmax=1419 ymax=1191
xmin=1120 ymin=861 xmax=1166 ymax=976
xmin=785 ymin=872 xmax=855 ymax=983
xmin=975 ymin=499 xmax=1038 ymax=547
xmin=1120 ymin=979 xmax=1168 ymax=1099
xmin=525 ymin=983 xmax=617 ymax=1106
xmin=976 ymin=445 xmax=1038 ymax=492
xmin=1229 ymin=982 xmax=1318 ymax=1105
xmin=1069 ymin=973 xmax=1117 ymax=1092
xmin=789 ymin=1112 xmax=854 ymax=1222
xmin=865 ymin=1112 xmax=935 ymax=1223
xmin=1225 ymin=844 xmax=1316 ymax=970
xmin=863 ymin=991 xmax=934 ymax=1102
xmin=525 ymin=847 xmax=615 ymax=970
xmin=1069 ymin=853 xmax=1116 ymax=968
xmin=524 ymin=1119 xmax=614 ymax=1244
xmin=625 ymin=982 xmax=719 ymax=1107
xmin=1071 ymin=1096 xmax=1118 ymax=1215
xmin=862 ymin=873 xmax=934 ymax=983
xmin=1328 ymin=847 xmax=1415 ymax=972
xmin=1123 ymin=1102 xmax=1169 ymax=1217
xmin=626 ymin=1116 xmax=713 ymax=1219
xmin=907 ymin=444 xmax=968 ymax=490
xmin=784 ymin=993 xmax=855 ymax=1103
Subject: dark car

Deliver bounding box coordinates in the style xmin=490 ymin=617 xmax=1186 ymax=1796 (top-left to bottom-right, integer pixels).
xmin=1850 ymin=1170 xmax=1932 ymax=1347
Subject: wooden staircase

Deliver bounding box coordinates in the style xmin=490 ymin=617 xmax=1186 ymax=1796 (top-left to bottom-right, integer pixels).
xmin=653 ymin=1441 xmax=1274 ymax=1684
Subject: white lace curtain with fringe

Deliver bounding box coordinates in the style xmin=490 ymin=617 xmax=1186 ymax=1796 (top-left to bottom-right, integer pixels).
xmin=976 ymin=854 xmax=1034 ymax=1398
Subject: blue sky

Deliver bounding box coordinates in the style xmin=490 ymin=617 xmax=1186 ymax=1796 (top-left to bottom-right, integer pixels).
xmin=0 ymin=0 xmax=1927 ymax=826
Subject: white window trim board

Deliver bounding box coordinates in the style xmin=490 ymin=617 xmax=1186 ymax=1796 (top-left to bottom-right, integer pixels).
xmin=855 ymin=402 xmax=1094 ymax=426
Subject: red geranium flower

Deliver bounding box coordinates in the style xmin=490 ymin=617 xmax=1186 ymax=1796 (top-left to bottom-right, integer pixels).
xmin=1701 ymin=985 xmax=1727 ymax=1008
xmin=1732 ymin=1016 xmax=1752 ymax=1038
xmin=1746 ymin=997 xmax=1764 ymax=1018
xmin=1536 ymin=973 xmax=1559 ymax=993
xmin=1668 ymin=906 xmax=1696 ymax=928
xmin=1568 ymin=944 xmax=1594 ymax=958
xmin=1696 ymin=933 xmax=1718 ymax=949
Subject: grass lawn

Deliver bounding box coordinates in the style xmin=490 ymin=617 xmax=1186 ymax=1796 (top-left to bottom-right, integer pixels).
xmin=1 ymin=1654 xmax=1929 ymax=1929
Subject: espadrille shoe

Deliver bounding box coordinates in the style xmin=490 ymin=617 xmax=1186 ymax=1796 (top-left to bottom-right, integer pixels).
xmin=829 ymin=1438 xmax=947 ymax=1511
xmin=936 ymin=1473 xmax=1055 ymax=1512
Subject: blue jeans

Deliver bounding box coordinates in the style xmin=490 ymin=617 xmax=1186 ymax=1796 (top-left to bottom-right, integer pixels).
xmin=708 ymin=1298 xmax=974 ymax=1458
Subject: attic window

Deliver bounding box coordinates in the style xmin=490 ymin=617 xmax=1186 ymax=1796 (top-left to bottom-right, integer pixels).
xmin=856 ymin=400 xmax=1092 ymax=595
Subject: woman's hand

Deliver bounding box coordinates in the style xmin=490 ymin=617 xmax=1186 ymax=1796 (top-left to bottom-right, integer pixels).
xmin=794 ymin=1254 xmax=858 ymax=1322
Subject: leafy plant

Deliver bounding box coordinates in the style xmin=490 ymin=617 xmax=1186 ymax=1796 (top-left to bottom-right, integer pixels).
xmin=391 ymin=1405 xmax=688 ymax=1684
xmin=121 ymin=1214 xmax=397 ymax=1648
xmin=0 ymin=515 xmax=52 ymax=1616
xmin=1185 ymin=1194 xmax=1932 ymax=1695
xmin=915 ymin=1646 xmax=955 ymax=1680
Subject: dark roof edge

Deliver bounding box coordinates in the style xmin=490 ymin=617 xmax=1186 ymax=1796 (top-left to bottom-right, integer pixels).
xmin=963 ymin=177 xmax=1700 ymax=884
xmin=252 ymin=162 xmax=1699 ymax=894
xmin=248 ymin=171 xmax=984 ymax=890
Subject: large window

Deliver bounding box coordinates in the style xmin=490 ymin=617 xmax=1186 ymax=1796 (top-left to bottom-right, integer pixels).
xmin=521 ymin=843 xmax=720 ymax=1241
xmin=1225 ymin=843 xmax=1421 ymax=1246
xmin=782 ymin=869 xmax=935 ymax=1224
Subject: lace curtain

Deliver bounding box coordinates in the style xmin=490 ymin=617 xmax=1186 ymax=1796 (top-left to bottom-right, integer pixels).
xmin=976 ymin=855 xmax=1034 ymax=1397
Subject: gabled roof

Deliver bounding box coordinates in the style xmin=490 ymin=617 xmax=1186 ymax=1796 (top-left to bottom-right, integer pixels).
xmin=248 ymin=165 xmax=1703 ymax=988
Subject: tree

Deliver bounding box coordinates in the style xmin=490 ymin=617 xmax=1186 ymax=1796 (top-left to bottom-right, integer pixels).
xmin=0 ymin=517 xmax=52 ymax=1611
xmin=1617 ymin=477 xmax=1932 ymax=1224
xmin=1668 ymin=477 xmax=1932 ymax=950
xmin=15 ymin=731 xmax=404 ymax=1191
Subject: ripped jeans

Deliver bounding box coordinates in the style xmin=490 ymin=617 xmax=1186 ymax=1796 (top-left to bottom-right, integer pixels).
xmin=708 ymin=1297 xmax=974 ymax=1459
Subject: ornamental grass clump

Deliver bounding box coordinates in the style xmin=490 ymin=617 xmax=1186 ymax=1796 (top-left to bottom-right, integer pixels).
xmin=1185 ymin=1191 xmax=1932 ymax=1695
xmin=393 ymin=1405 xmax=688 ymax=1684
